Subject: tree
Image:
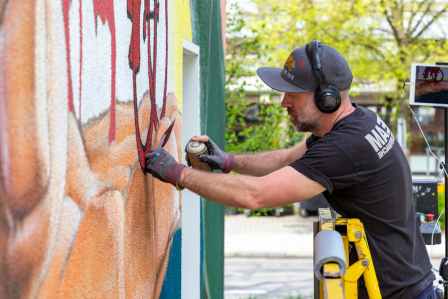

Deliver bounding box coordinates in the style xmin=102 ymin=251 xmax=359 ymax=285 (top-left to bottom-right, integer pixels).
xmin=225 ymin=3 xmax=303 ymax=215
xmin=224 ymin=1 xmax=448 ymax=215
xmin=244 ymin=0 xmax=448 ymax=125
xmin=225 ymin=2 xmax=303 ymax=155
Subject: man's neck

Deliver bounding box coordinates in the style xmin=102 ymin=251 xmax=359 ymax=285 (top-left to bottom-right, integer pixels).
xmin=313 ymin=102 xmax=355 ymax=137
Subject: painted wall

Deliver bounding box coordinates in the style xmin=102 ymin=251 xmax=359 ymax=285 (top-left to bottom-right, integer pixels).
xmin=0 ymin=1 xmax=196 ymax=298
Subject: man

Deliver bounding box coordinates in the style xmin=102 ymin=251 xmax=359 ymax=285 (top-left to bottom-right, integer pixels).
xmin=145 ymin=41 xmax=435 ymax=298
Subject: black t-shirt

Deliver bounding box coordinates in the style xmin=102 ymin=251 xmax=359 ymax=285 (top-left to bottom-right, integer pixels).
xmin=290 ymin=105 xmax=434 ymax=298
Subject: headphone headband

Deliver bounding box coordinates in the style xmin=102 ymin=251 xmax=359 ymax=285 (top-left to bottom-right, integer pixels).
xmin=305 ymin=40 xmax=341 ymax=113
xmin=306 ymin=40 xmax=326 ymax=86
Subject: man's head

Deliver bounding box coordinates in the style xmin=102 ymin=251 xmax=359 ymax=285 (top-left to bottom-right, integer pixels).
xmin=280 ymin=90 xmax=350 ymax=132
xmin=257 ymin=41 xmax=352 ymax=132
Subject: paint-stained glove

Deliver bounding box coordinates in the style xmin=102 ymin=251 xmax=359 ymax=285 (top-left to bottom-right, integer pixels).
xmin=145 ymin=148 xmax=185 ymax=189
xmin=198 ymin=138 xmax=235 ymax=173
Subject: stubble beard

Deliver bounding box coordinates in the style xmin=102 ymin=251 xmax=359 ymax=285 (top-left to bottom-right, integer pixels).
xmin=291 ymin=115 xmax=317 ymax=132
xmin=295 ymin=121 xmax=317 ymax=132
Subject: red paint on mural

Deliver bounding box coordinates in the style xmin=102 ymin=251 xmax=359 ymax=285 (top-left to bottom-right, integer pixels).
xmin=62 ymin=0 xmax=169 ymax=170
xmin=127 ymin=0 xmax=146 ymax=169
xmin=127 ymin=0 xmax=141 ymax=73
xmin=78 ymin=0 xmax=83 ymax=120
xmin=143 ymin=0 xmax=168 ymax=120
xmin=161 ymin=0 xmax=168 ymax=118
xmin=128 ymin=0 xmax=169 ymax=170
xmin=143 ymin=0 xmax=153 ymax=109
xmin=144 ymin=0 xmax=158 ymax=149
xmin=62 ymin=0 xmax=74 ymax=113
xmin=93 ymin=0 xmax=117 ymax=143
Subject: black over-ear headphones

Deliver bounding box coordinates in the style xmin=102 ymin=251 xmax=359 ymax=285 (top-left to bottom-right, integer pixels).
xmin=305 ymin=40 xmax=341 ymax=113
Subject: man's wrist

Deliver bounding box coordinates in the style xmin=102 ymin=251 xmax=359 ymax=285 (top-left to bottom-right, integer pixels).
xmin=178 ymin=166 xmax=190 ymax=189
xmin=172 ymin=163 xmax=186 ymax=189
xmin=223 ymin=154 xmax=236 ymax=173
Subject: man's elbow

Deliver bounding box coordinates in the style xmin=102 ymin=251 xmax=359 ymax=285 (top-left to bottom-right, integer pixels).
xmin=244 ymin=196 xmax=262 ymax=210
xmin=238 ymin=182 xmax=313 ymax=210
xmin=239 ymin=186 xmax=266 ymax=210
xmin=228 ymin=176 xmax=272 ymax=210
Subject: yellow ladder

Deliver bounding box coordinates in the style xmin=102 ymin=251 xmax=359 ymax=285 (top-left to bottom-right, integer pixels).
xmin=315 ymin=208 xmax=382 ymax=299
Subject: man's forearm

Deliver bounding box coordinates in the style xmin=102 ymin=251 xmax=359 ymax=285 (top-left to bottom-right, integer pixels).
xmin=232 ymin=140 xmax=307 ymax=176
xmin=179 ymin=167 xmax=261 ymax=209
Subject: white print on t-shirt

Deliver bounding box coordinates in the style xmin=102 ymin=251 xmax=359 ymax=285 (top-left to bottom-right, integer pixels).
xmin=364 ymin=115 xmax=395 ymax=159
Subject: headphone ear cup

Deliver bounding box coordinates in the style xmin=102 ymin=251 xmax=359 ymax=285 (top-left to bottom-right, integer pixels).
xmin=315 ymin=85 xmax=341 ymax=113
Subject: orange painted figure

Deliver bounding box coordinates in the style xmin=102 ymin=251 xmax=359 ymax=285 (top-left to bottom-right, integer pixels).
xmin=0 ymin=1 xmax=181 ymax=298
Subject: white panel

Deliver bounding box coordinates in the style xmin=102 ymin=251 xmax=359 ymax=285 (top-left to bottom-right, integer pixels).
xmin=181 ymin=40 xmax=201 ymax=299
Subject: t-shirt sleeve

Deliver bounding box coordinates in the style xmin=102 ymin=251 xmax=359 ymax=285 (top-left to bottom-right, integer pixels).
xmin=289 ymin=138 xmax=358 ymax=194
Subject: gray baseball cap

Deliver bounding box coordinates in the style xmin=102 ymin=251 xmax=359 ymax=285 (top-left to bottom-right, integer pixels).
xmin=257 ymin=43 xmax=353 ymax=93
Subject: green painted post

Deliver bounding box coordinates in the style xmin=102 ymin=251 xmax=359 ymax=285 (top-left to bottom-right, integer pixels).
xmin=191 ymin=1 xmax=225 ymax=298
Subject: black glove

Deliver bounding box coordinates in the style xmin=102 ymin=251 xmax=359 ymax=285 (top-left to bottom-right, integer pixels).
xmin=196 ymin=138 xmax=235 ymax=173
xmin=145 ymin=148 xmax=185 ymax=188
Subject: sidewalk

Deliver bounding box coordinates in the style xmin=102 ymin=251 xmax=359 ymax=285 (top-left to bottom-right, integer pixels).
xmin=225 ymin=214 xmax=446 ymax=258
xmin=224 ymin=214 xmax=445 ymax=298
xmin=225 ymin=214 xmax=314 ymax=258
xmin=224 ymin=215 xmax=315 ymax=298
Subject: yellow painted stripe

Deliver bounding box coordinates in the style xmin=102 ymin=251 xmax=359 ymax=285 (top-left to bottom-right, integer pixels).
xmin=173 ymin=0 xmax=192 ymax=109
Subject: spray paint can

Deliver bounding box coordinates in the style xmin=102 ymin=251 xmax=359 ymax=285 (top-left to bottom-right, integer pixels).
xmin=186 ymin=141 xmax=211 ymax=171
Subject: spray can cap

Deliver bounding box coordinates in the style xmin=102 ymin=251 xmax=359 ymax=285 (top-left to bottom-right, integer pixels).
xmin=186 ymin=141 xmax=207 ymax=155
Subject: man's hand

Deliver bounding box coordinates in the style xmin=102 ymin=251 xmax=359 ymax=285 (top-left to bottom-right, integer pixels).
xmin=186 ymin=136 xmax=235 ymax=173
xmin=145 ymin=148 xmax=186 ymax=188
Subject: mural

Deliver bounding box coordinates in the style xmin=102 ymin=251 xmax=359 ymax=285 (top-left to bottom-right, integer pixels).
xmin=0 ymin=0 xmax=188 ymax=298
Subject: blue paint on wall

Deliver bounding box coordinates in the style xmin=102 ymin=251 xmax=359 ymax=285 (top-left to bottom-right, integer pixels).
xmin=160 ymin=228 xmax=182 ymax=299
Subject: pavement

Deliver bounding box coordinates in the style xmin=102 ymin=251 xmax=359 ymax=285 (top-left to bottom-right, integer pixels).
xmin=225 ymin=214 xmax=314 ymax=258
xmin=225 ymin=257 xmax=314 ymax=299
xmin=224 ymin=214 xmax=446 ymax=299
xmin=224 ymin=214 xmax=446 ymax=258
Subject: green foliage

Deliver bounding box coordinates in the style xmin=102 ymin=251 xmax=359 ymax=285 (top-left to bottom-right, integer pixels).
xmin=225 ymin=1 xmax=448 ymax=217
xmin=248 ymin=207 xmax=277 ymax=217
xmin=225 ymin=2 xmax=304 ymax=155
xmin=225 ymin=100 xmax=302 ymax=217
xmin=225 ymin=3 xmax=304 ymax=216
xmin=232 ymin=0 xmax=448 ymax=124
xmin=225 ymin=3 xmax=304 ymax=152
xmin=226 ymin=98 xmax=303 ymax=153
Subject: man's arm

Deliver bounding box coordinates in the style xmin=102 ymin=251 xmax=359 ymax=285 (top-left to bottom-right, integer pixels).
xmin=179 ymin=165 xmax=324 ymax=209
xmin=191 ymin=135 xmax=308 ymax=176
xmin=233 ymin=139 xmax=307 ymax=176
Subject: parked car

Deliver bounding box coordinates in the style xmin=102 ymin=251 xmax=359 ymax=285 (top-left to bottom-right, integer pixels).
xmin=299 ymin=193 xmax=329 ymax=217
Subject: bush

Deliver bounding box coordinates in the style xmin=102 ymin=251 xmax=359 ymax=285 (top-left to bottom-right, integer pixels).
xmin=226 ymin=98 xmax=303 ymax=153
xmin=224 ymin=3 xmax=303 ymax=216
xmin=224 ymin=97 xmax=303 ymax=216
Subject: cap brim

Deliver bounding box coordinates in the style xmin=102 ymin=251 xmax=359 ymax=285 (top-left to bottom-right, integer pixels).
xmin=256 ymin=67 xmax=307 ymax=93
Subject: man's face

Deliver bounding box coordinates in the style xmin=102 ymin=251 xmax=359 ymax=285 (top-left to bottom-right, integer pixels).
xmin=281 ymin=92 xmax=320 ymax=132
